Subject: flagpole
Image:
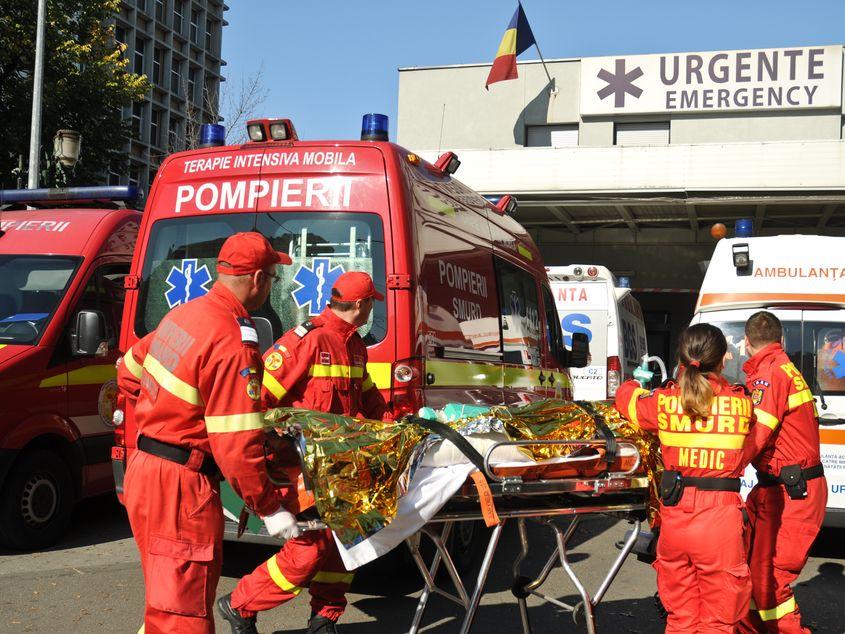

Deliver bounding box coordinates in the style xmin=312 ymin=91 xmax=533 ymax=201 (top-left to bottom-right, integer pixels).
xmin=519 ymin=1 xmax=557 ymax=93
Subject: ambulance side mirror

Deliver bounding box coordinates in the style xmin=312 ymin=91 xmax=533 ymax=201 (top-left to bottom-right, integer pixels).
xmin=74 ymin=310 xmax=108 ymax=357
xmin=252 ymin=316 xmax=274 ymax=353
xmin=566 ymin=332 xmax=590 ymax=368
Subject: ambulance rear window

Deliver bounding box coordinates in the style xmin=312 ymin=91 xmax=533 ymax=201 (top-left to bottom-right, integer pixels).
xmin=714 ymin=320 xmax=803 ymax=385
xmin=135 ymin=212 xmax=386 ymax=345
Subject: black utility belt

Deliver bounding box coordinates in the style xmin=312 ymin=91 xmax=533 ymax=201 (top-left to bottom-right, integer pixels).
xmin=659 ymin=470 xmax=741 ymax=507
xmin=137 ymin=435 xmax=221 ymax=478
xmin=756 ymin=463 xmax=824 ymax=500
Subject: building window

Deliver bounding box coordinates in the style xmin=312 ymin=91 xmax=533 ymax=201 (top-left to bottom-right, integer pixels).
xmin=115 ymin=26 xmax=126 ymax=46
xmin=150 ymin=108 xmax=161 ymax=147
xmin=188 ymin=66 xmax=197 ymax=103
xmin=169 ymin=116 xmax=182 ymax=150
xmin=152 ymin=47 xmax=163 ymax=85
xmin=526 ymin=124 xmax=579 ymax=148
xmin=133 ymin=37 xmax=146 ymax=75
xmin=155 ymin=0 xmax=166 ymax=23
xmin=108 ymin=165 xmax=122 ymax=186
xmin=129 ymin=165 xmax=140 ymax=188
xmin=136 ymin=0 xmax=147 ymax=14
xmin=132 ymin=102 xmax=144 ymax=138
xmin=170 ymin=58 xmax=181 ymax=95
xmin=205 ymin=19 xmax=216 ymax=51
xmin=614 ymin=121 xmax=670 ymax=146
xmin=173 ymin=0 xmax=184 ymax=34
xmin=190 ymin=7 xmax=200 ymax=44
xmin=148 ymin=167 xmax=158 ymax=191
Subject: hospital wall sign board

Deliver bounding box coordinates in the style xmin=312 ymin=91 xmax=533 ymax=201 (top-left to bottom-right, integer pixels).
xmin=580 ymin=45 xmax=843 ymax=116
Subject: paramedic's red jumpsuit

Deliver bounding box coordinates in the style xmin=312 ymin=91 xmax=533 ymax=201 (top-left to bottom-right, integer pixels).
xmin=118 ymin=282 xmax=282 ymax=633
xmin=230 ymin=305 xmax=388 ymax=622
xmin=739 ymin=343 xmax=827 ymax=633
xmin=616 ymin=377 xmax=758 ymax=633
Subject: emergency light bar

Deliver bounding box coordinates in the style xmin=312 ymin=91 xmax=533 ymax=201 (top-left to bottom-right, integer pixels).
xmin=434 ymin=151 xmax=460 ymax=175
xmin=361 ymin=113 xmax=389 ymax=141
xmin=199 ymin=123 xmax=225 ymax=148
xmin=0 ymin=185 xmax=142 ymax=206
xmin=246 ymin=118 xmax=298 ymax=143
xmin=484 ymin=194 xmax=518 ymax=215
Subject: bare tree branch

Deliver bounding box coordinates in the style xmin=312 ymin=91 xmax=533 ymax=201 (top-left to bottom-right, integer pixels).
xmin=219 ymin=63 xmax=268 ymax=144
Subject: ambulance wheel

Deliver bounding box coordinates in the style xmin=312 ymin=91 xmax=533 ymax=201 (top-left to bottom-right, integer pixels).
xmin=0 ymin=449 xmax=74 ymax=550
xmin=447 ymin=520 xmax=486 ymax=575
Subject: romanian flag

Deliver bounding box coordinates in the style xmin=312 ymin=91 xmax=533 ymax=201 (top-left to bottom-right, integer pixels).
xmin=486 ymin=3 xmax=537 ymax=89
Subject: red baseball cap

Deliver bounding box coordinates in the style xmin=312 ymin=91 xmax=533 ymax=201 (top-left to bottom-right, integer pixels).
xmin=216 ymin=232 xmax=292 ymax=275
xmin=332 ymin=271 xmax=384 ymax=302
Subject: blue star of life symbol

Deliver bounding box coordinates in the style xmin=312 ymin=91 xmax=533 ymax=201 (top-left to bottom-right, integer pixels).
xmin=597 ymin=58 xmax=644 ymax=107
xmin=164 ymin=259 xmax=212 ymax=308
xmin=832 ymin=350 xmax=845 ymax=379
xmin=291 ymin=257 xmax=345 ymax=316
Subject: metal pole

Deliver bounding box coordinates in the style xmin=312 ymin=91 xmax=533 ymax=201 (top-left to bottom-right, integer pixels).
xmin=27 ymin=0 xmax=48 ymax=189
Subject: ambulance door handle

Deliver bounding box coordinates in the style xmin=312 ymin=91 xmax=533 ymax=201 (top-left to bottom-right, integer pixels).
xmin=538 ymin=372 xmax=546 ymax=385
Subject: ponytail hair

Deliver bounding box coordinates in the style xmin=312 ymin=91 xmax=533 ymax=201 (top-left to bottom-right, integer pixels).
xmin=677 ymin=323 xmax=728 ymax=419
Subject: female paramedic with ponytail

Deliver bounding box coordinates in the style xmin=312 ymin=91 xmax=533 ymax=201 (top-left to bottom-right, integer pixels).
xmin=615 ymin=323 xmax=761 ymax=633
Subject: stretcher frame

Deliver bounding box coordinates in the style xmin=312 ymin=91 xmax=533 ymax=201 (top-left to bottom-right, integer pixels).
xmin=403 ymin=438 xmax=648 ymax=634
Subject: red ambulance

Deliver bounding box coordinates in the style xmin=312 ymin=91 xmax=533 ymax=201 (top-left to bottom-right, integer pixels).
xmin=0 ymin=186 xmax=140 ymax=549
xmin=112 ymin=116 xmax=586 ymax=540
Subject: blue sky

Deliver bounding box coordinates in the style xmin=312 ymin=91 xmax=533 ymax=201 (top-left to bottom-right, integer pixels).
xmin=222 ymin=1 xmax=845 ymax=141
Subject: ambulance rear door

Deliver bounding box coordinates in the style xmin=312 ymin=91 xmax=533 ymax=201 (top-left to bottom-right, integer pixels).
xmin=554 ymin=281 xmax=608 ymax=401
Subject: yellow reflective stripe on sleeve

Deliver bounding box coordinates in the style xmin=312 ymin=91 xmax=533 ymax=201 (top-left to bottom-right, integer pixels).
xmin=366 ymin=362 xmax=391 ymax=389
xmin=788 ymin=389 xmax=814 ymax=410
xmin=758 ymin=596 xmax=797 ymax=622
xmin=361 ymin=375 xmax=375 ymax=391
xmin=754 ymin=408 xmax=781 ymax=431
xmin=205 ymin=412 xmax=264 ymax=433
xmin=262 ymin=372 xmax=287 ymax=401
xmin=142 ymin=355 xmax=202 ymax=405
xmin=267 ymin=556 xmax=302 ymax=595
xmin=312 ymin=571 xmax=354 ymax=585
xmin=308 ymin=364 xmax=364 ymax=379
xmin=123 ymin=348 xmax=143 ymax=379
xmin=658 ymin=431 xmax=746 ymax=450
xmin=628 ymin=388 xmax=646 ymax=427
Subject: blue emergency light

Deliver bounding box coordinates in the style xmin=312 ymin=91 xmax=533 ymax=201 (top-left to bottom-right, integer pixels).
xmin=0 ymin=185 xmax=142 ymax=205
xmin=735 ymin=218 xmax=754 ymax=237
xmin=618 ymin=276 xmax=632 ymax=288
xmin=199 ymin=123 xmax=226 ymax=148
xmin=361 ymin=113 xmax=389 ymax=141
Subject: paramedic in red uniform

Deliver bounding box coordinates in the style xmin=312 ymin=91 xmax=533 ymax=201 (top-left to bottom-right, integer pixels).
xmin=616 ymin=323 xmax=759 ymax=633
xmin=218 ymin=271 xmax=388 ymax=634
xmin=117 ymin=232 xmax=299 ymax=633
xmin=739 ymin=311 xmax=827 ymax=633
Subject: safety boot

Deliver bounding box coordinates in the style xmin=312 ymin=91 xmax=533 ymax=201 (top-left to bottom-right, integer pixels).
xmin=216 ymin=593 xmax=258 ymax=634
xmin=307 ymin=613 xmax=339 ymax=634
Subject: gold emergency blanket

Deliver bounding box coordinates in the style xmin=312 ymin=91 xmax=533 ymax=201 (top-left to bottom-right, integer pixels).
xmin=265 ymin=399 xmax=662 ymax=548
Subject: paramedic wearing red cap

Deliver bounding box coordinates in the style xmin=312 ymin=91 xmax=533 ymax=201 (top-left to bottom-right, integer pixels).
xmin=117 ymin=232 xmax=296 ymax=633
xmin=218 ymin=271 xmax=388 ymax=634
xmin=739 ymin=311 xmax=827 ymax=634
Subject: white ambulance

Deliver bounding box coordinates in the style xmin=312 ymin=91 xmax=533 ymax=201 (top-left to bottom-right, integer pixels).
xmin=691 ymin=235 xmax=845 ymax=526
xmin=547 ymin=265 xmax=648 ymax=400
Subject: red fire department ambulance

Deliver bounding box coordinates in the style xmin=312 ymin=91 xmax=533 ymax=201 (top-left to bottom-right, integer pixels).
xmin=0 ymin=186 xmax=140 ymax=549
xmin=112 ymin=116 xmax=585 ymax=540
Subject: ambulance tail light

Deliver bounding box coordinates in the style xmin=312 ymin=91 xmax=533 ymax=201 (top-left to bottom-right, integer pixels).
xmin=488 ymin=194 xmax=517 ymax=215
xmin=434 ymin=151 xmax=460 ymax=175
xmin=361 ymin=113 xmax=389 ymax=141
xmin=390 ymin=357 xmax=424 ymax=418
xmin=198 ymin=123 xmax=225 ymax=147
xmin=607 ymin=356 xmax=621 ymax=397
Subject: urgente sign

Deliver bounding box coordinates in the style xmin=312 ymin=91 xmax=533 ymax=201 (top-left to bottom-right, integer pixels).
xmin=580 ymin=45 xmax=842 ymax=116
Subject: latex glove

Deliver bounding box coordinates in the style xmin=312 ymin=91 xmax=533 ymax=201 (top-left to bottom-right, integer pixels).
xmin=633 ymin=366 xmax=654 ymax=388
xmin=263 ymin=509 xmax=301 ymax=540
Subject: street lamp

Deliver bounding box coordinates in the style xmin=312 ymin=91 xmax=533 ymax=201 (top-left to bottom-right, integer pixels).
xmin=53 ymin=130 xmax=82 ymax=168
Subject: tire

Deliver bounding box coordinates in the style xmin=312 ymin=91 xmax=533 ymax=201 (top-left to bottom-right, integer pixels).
xmin=447 ymin=520 xmax=487 ymax=575
xmin=0 ymin=449 xmax=75 ymax=550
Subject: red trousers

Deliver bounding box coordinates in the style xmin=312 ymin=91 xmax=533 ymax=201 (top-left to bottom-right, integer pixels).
xmin=654 ymin=490 xmax=751 ymax=633
xmin=231 ymin=528 xmax=352 ymax=622
xmin=125 ymin=451 xmax=224 ymax=634
xmin=739 ymin=478 xmax=827 ymax=633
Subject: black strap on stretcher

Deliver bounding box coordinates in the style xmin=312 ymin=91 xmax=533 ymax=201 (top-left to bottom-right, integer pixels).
xmin=756 ymin=463 xmax=824 ymax=500
xmin=137 ymin=434 xmax=221 ymax=478
xmin=575 ymin=401 xmax=618 ymax=466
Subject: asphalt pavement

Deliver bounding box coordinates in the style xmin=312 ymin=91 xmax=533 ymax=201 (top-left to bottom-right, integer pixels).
xmin=0 ymin=494 xmax=843 ymax=633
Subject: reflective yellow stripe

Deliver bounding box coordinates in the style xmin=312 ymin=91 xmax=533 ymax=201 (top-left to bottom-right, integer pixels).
xmin=39 ymin=364 xmax=117 ymax=388
xmin=788 ymin=389 xmax=814 ymax=410
xmin=309 ymin=364 xmax=364 ymax=379
xmin=0 ymin=344 xmax=6 ymax=351
xmin=754 ymin=408 xmax=780 ymax=431
xmin=427 ymin=359 xmax=502 ymax=387
xmin=143 ymin=355 xmax=202 ymax=405
xmin=267 ymin=556 xmax=302 ymax=594
xmin=312 ymin=571 xmax=354 ymax=585
xmin=262 ymin=372 xmax=287 ymax=401
xmin=137 ymin=625 xmax=145 ymax=634
xmin=758 ymin=596 xmax=797 ymax=621
xmin=205 ymin=412 xmax=264 ymax=433
xmin=517 ymin=244 xmax=533 ymax=261
xmin=123 ymin=348 xmax=143 ymax=380
xmin=366 ymin=362 xmax=391 ymax=389
xmin=362 ymin=375 xmax=375 ymax=391
xmin=627 ymin=388 xmax=646 ymax=426
xmin=658 ymin=431 xmax=746 ymax=450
